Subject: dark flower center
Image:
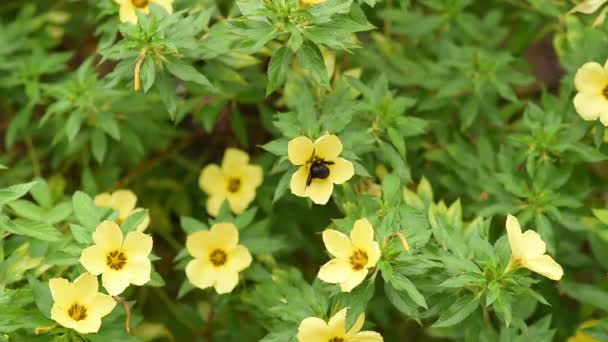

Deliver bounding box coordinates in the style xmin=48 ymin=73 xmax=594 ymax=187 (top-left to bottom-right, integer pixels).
xmin=209 ymin=249 xmax=227 ymax=266
xmin=106 ymin=250 xmax=127 ymax=270
xmin=603 ymin=85 xmax=608 ymax=99
xmin=227 ymin=178 xmax=241 ymax=193
xmin=307 ymin=159 xmax=334 ymax=186
xmin=349 ymin=249 xmax=368 ymax=271
xmin=68 ymin=303 xmax=87 ymax=321
xmin=131 ymin=0 xmax=149 ymax=8
xmin=329 ymin=338 xmax=344 ymax=342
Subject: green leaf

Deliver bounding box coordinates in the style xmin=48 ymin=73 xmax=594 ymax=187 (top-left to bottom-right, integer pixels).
xmin=230 ymin=109 xmax=249 ymax=147
xmin=432 ymin=295 xmax=480 ymax=328
xmin=267 ymin=46 xmax=293 ymax=96
xmin=91 ymin=129 xmax=108 ymax=163
xmin=141 ymin=55 xmax=156 ymax=93
xmin=180 ymin=216 xmax=208 ymax=234
xmin=387 ymin=127 xmax=406 ymax=157
xmin=121 ymin=209 xmax=149 ymax=234
xmin=156 ymin=71 xmax=177 ymax=116
xmin=72 ymin=191 xmax=101 ymax=229
xmin=273 ymin=171 xmax=291 ymax=204
xmin=561 ymin=281 xmax=608 ymax=311
xmin=70 ymin=224 xmax=92 ymax=244
xmin=0 ymin=181 xmax=37 ymax=207
xmin=30 ymin=180 xmax=52 ymax=208
xmin=0 ymin=216 xmax=62 ymax=241
xmin=28 ymin=276 xmax=53 ymax=319
xmin=164 ymin=57 xmax=212 ymax=88
xmin=296 ymin=41 xmax=330 ymax=89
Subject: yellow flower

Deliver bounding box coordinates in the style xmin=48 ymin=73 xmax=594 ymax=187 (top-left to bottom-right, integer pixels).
xmin=79 ymin=221 xmax=153 ymax=296
xmin=288 ymin=135 xmax=354 ymax=205
xmin=49 ymin=273 xmax=116 ymax=334
xmin=199 ymin=148 xmax=263 ymax=217
xmin=573 ymin=61 xmax=608 ymax=125
xmin=114 ymin=0 xmax=173 ymax=24
xmin=505 ymin=214 xmax=564 ymax=281
xmin=318 ymin=218 xmax=380 ymax=292
xmin=300 ymin=0 xmax=327 ymax=5
xmin=185 ymin=222 xmax=252 ymax=294
xmin=568 ymin=320 xmax=600 ymax=342
xmin=94 ymin=189 xmax=150 ymax=232
xmin=297 ymin=307 xmax=383 ymax=342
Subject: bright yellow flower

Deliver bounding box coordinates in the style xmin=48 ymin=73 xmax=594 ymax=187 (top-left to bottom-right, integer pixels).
xmin=318 ymin=218 xmax=380 ymax=292
xmin=199 ymin=148 xmax=263 ymax=217
xmin=49 ymin=273 xmax=116 ymax=334
xmin=297 ymin=307 xmax=383 ymax=342
xmin=505 ymin=214 xmax=564 ymax=281
xmin=288 ymin=135 xmax=354 ymax=205
xmin=185 ymin=222 xmax=252 ymax=294
xmin=79 ymin=221 xmax=153 ymax=296
xmin=94 ymin=189 xmax=150 ymax=232
xmin=568 ymin=320 xmax=600 ymax=342
xmin=573 ymin=61 xmax=608 ymax=125
xmin=114 ymin=0 xmax=173 ymax=24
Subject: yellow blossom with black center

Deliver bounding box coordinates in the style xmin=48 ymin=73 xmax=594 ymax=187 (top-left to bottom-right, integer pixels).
xmin=114 ymin=0 xmax=173 ymax=24
xmin=49 ymin=273 xmax=116 ymax=334
xmin=297 ymin=307 xmax=383 ymax=342
xmin=288 ymin=134 xmax=354 ymax=205
xmin=79 ymin=220 xmax=153 ymax=296
xmin=317 ymin=218 xmax=380 ymax=292
xmin=199 ymin=148 xmax=263 ymax=217
xmin=185 ymin=222 xmax=252 ymax=294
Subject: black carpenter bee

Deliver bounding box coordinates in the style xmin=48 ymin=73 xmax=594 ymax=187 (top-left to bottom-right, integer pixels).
xmin=306 ymin=160 xmax=334 ymax=186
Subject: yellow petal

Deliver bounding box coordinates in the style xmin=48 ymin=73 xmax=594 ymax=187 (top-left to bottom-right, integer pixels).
xmin=506 ymin=214 xmax=523 ymax=259
xmin=306 ymin=178 xmax=334 ymax=205
xmin=314 ymin=135 xmax=343 ymax=160
xmin=186 ymin=230 xmax=212 ymax=259
xmin=350 ymin=219 xmax=374 ymax=249
xmin=122 ymin=231 xmax=153 ymax=258
xmin=227 ymin=245 xmax=252 ymax=272
xmin=94 ymin=193 xmax=113 ymax=208
xmin=575 ymin=62 xmax=608 ymax=93
xmin=51 ymin=304 xmax=77 ymax=330
xmin=49 ymin=277 xmax=75 ymax=307
xmin=328 ymin=157 xmax=354 ymax=184
xmin=600 ymin=111 xmax=608 ymax=126
xmin=340 ymin=269 xmax=368 ymax=292
xmin=102 ymin=269 xmax=130 ymax=296
xmin=80 ymin=245 xmax=106 ymax=275
xmin=288 ymin=136 xmax=314 ymax=165
xmin=242 ymin=165 xmax=264 ymax=188
xmin=112 ymin=190 xmax=137 ymax=221
xmin=222 ymin=148 xmax=250 ymax=170
xmin=210 ymin=222 xmax=239 ymax=250
xmin=573 ymin=92 xmax=607 ymax=121
xmin=524 ymin=255 xmax=564 ymax=281
xmin=152 ymin=0 xmax=173 ymax=13
xmin=297 ymin=317 xmax=331 ymax=342
xmin=93 ymin=221 xmax=123 ymax=251
xmin=119 ymin=3 xmax=138 ymax=24
xmin=226 ymin=188 xmax=256 ymax=214
xmin=363 ymin=241 xmax=381 ymax=269
xmin=73 ymin=273 xmax=99 ymax=304
xmin=317 ymin=258 xmax=352 ymax=284
xmin=346 ymin=313 xmax=366 ymax=338
xmin=327 ymin=307 xmax=347 ymax=338
xmin=199 ymin=164 xmax=226 ymax=195
xmin=206 ymin=195 xmax=225 ymax=217
xmin=213 ymin=270 xmax=239 ymax=294
xmin=322 ymin=229 xmax=353 ymax=259
xmin=350 ymin=331 xmax=384 ymax=342
xmin=125 ymin=257 xmax=151 ymax=285
xmin=186 ymin=258 xmax=217 ymax=290
xmin=133 ymin=208 xmax=150 ymax=232
xmin=519 ymin=230 xmax=546 ymax=259
xmin=290 ymin=166 xmax=309 ymax=197
xmin=88 ymin=293 xmax=116 ymax=318
xmin=72 ymin=317 xmax=103 ymax=334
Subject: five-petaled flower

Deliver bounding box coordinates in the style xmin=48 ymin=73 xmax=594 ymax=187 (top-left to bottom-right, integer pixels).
xmin=297 ymin=307 xmax=383 ymax=342
xmin=80 ymin=221 xmax=153 ymax=296
xmin=199 ymin=148 xmax=263 ymax=217
xmin=95 ymin=189 xmax=149 ymax=232
xmin=317 ymin=218 xmax=380 ymax=292
xmin=114 ymin=0 xmax=173 ymax=24
xmin=288 ymin=134 xmax=354 ymax=205
xmin=186 ymin=222 xmax=252 ymax=294
xmin=573 ymin=61 xmax=608 ymax=126
xmin=505 ymin=214 xmax=564 ymax=281
xmin=49 ymin=273 xmax=116 ymax=334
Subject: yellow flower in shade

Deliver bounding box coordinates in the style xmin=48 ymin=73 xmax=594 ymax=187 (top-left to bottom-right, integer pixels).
xmin=318 ymin=219 xmax=380 ymax=292
xmin=114 ymin=0 xmax=173 ymax=24
xmin=297 ymin=307 xmax=383 ymax=342
xmin=94 ymin=189 xmax=150 ymax=232
xmin=573 ymin=61 xmax=608 ymax=125
xmin=79 ymin=221 xmax=153 ymax=296
xmin=505 ymin=215 xmax=564 ymax=281
xmin=49 ymin=273 xmax=116 ymax=334
xmin=198 ymin=148 xmax=263 ymax=217
xmin=185 ymin=222 xmax=252 ymax=294
xmin=568 ymin=320 xmax=600 ymax=342
xmin=288 ymin=135 xmax=354 ymax=205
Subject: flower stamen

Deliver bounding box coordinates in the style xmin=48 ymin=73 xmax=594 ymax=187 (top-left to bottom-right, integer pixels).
xmin=349 ymin=249 xmax=368 ymax=271
xmin=329 ymin=338 xmax=344 ymax=342
xmin=209 ymin=249 xmax=227 ymax=266
xmin=106 ymin=250 xmax=127 ymax=270
xmin=227 ymin=178 xmax=241 ymax=193
xmin=603 ymin=85 xmax=608 ymax=100
xmin=131 ymin=0 xmax=149 ymax=8
xmin=67 ymin=303 xmax=88 ymax=321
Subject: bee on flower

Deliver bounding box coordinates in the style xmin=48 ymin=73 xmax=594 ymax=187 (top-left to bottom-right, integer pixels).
xmin=288 ymin=134 xmax=354 ymax=205
xmin=114 ymin=0 xmax=174 ymax=24
xmin=317 ymin=218 xmax=380 ymax=292
xmin=48 ymin=273 xmax=116 ymax=334
xmin=94 ymin=189 xmax=150 ymax=232
xmin=185 ymin=222 xmax=252 ymax=294
xmin=573 ymin=61 xmax=608 ymax=126
xmin=79 ymin=221 xmax=154 ymax=296
xmin=297 ymin=307 xmax=383 ymax=342
xmin=199 ymin=148 xmax=263 ymax=217
xmin=504 ymin=214 xmax=564 ymax=280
